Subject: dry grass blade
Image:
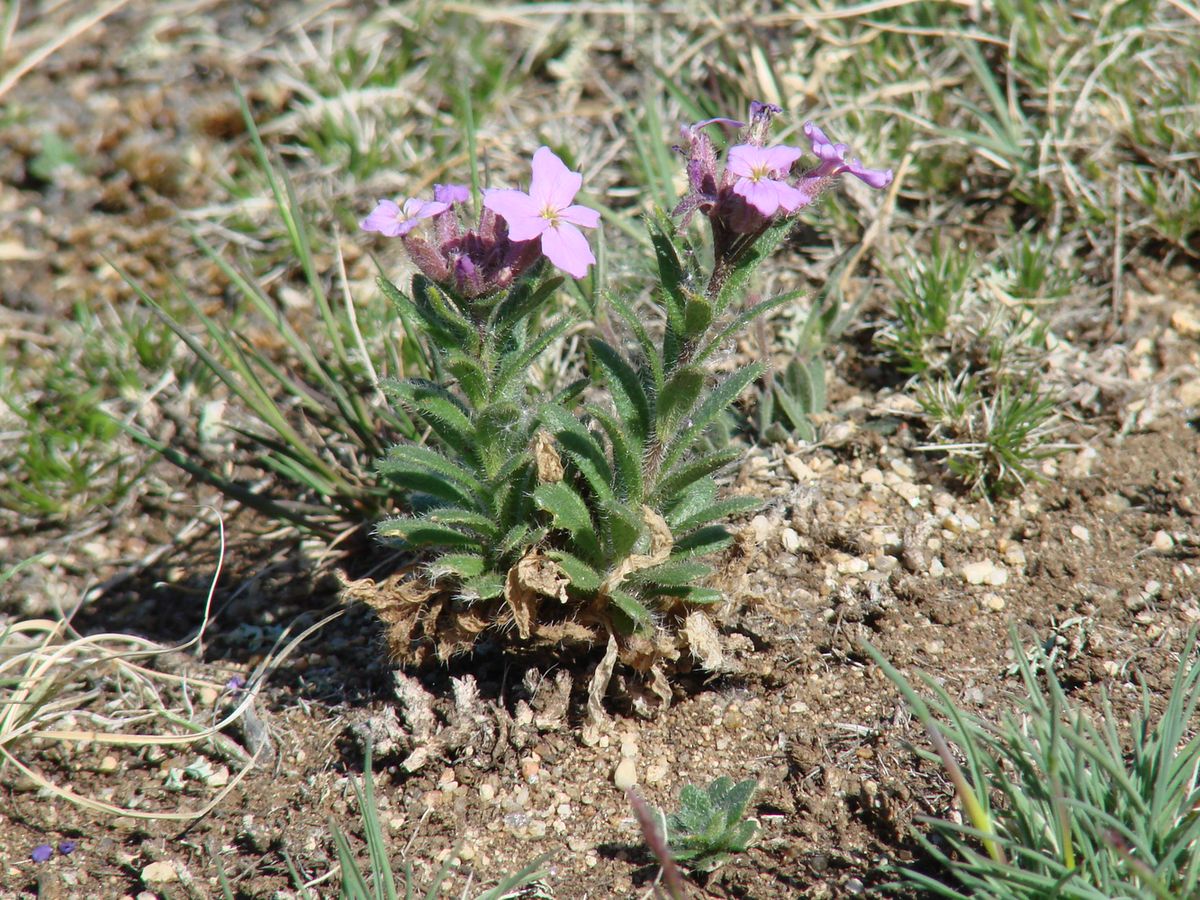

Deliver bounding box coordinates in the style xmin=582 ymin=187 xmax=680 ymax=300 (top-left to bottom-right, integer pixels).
xmin=0 ymin=0 xmax=133 ymax=101
xmin=0 ymin=516 xmax=344 ymax=822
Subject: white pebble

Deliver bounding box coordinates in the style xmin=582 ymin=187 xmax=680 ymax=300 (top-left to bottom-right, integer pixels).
xmin=982 ymin=593 xmax=1005 ymax=611
xmin=837 ymin=556 xmax=870 ymax=575
xmin=1071 ymin=524 xmax=1091 ymax=543
xmin=614 ymin=757 xmax=637 ymax=790
xmin=781 ymin=527 xmax=801 ymax=553
xmin=142 ymin=861 xmax=179 ymax=884
xmin=860 ymin=467 xmax=884 ymax=485
xmin=961 ymin=560 xmax=996 ymax=585
xmin=1152 ymin=530 xmax=1174 ymax=552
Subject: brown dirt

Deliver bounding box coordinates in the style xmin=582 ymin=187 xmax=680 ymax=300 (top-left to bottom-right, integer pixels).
xmin=3 ymin=3 xmax=1200 ymax=899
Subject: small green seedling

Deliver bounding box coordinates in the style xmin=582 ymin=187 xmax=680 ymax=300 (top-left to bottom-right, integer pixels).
xmin=664 ymin=776 xmax=760 ymax=872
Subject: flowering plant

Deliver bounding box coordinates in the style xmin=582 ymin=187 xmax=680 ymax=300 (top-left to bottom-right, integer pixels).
xmin=357 ymin=108 xmax=891 ymax=694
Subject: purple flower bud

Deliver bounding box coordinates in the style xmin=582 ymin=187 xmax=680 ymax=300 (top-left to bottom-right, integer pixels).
xmin=31 ymin=844 xmax=53 ymax=863
xmin=225 ymin=675 xmax=245 ymax=693
xmin=749 ymin=101 xmax=782 ymax=122
xmin=58 ymin=841 xmax=77 ymax=855
xmin=743 ymin=101 xmax=783 ymax=147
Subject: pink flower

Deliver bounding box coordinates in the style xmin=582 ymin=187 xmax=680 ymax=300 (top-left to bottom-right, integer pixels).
xmin=802 ymin=122 xmax=893 ymax=189
xmin=434 ymin=183 xmax=470 ymax=204
xmin=360 ymin=197 xmax=449 ymax=237
xmin=483 ymin=147 xmax=600 ymax=279
xmin=726 ymin=144 xmax=811 ymax=216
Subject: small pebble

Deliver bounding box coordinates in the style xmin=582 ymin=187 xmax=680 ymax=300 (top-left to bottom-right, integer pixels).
xmin=142 ymin=861 xmax=178 ymax=885
xmin=781 ymin=527 xmax=801 ymax=553
xmin=860 ymin=468 xmax=884 ymax=485
xmin=982 ymin=593 xmax=1006 ymax=611
xmin=98 ymin=755 xmax=119 ymax=774
xmin=1152 ymin=530 xmax=1174 ymax=552
xmin=645 ymin=762 xmax=668 ymax=784
xmin=959 ymin=512 xmax=981 ymax=532
xmin=962 ymin=560 xmax=996 ymax=585
xmin=837 ymin=556 xmax=869 ymax=575
xmin=614 ymin=757 xmax=637 ymax=790
xmin=1071 ymin=524 xmax=1091 ymax=542
xmin=928 ymin=558 xmax=945 ymax=577
xmin=478 ymin=783 xmax=496 ymax=802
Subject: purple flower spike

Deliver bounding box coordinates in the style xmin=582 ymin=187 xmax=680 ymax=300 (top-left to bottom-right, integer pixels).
xmin=360 ymin=197 xmax=449 ymax=237
xmin=802 ymin=121 xmax=893 ymax=189
xmin=434 ymin=183 xmax=470 ymax=204
xmin=31 ymin=844 xmax=53 ymax=863
xmin=484 ymin=147 xmax=600 ymax=279
xmin=749 ymin=101 xmax=783 ymax=121
xmin=58 ymin=841 xmax=77 ymax=855
xmin=727 ymin=144 xmax=811 ymax=216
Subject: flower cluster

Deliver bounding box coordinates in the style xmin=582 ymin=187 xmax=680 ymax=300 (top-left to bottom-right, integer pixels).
xmin=674 ymin=102 xmax=893 ymax=262
xmin=362 ymin=147 xmax=600 ymax=297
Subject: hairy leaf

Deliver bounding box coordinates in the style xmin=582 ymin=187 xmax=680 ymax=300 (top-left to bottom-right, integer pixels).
xmin=588 ymin=339 xmax=651 ymax=443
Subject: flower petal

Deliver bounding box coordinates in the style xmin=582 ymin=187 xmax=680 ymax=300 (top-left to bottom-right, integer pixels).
xmin=760 ymin=144 xmax=804 ymax=175
xmin=483 ymin=189 xmax=546 ymax=241
xmin=733 ymin=178 xmax=782 ymax=216
xmin=560 ymin=203 xmax=600 ymax=228
xmin=774 ymin=181 xmax=812 ymax=213
xmin=726 ymin=144 xmax=763 ymax=178
xmin=529 ymin=146 xmax=582 ymax=210
xmin=360 ymin=199 xmax=402 ymax=236
xmin=540 ymin=222 xmax=594 ymax=278
xmin=846 ymin=159 xmax=894 ymax=189
xmin=434 ymin=183 xmax=470 ymax=204
xmin=803 ymin=121 xmax=833 ymax=150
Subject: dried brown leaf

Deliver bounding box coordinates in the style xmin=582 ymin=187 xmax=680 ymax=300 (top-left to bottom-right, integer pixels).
xmin=533 ymin=430 xmax=565 ymax=483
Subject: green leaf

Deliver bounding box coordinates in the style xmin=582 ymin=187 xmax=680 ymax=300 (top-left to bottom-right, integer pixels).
xmin=588 ymin=338 xmax=651 ymax=443
xmin=714 ymin=216 xmax=794 ymax=314
xmin=384 ymin=379 xmax=474 ymax=457
xmin=375 ymin=466 xmax=472 ymax=505
xmin=666 ymin=476 xmax=718 ymax=529
xmin=646 ymin=212 xmax=688 ymax=332
xmin=587 ymin=405 xmax=644 ymax=503
xmin=429 ymin=553 xmax=486 ymax=579
xmin=657 ymin=364 xmax=763 ymax=486
xmin=626 ymin=559 xmax=711 ymax=587
xmin=376 ymin=517 xmax=482 ymax=550
xmin=445 ymin=351 xmax=488 ymax=406
xmin=548 ymin=551 xmax=602 ymax=592
xmin=423 ymin=506 xmax=499 ymax=538
xmin=412 ymin=275 xmax=475 ymax=347
xmin=772 ymin=380 xmax=817 ymax=440
xmin=489 ymin=270 xmax=563 ymax=337
xmin=652 ymin=447 xmax=740 ymax=506
xmin=533 ymin=482 xmax=601 ymax=560
xmin=460 ymin=572 xmax=506 ymax=600
xmin=683 ymin=295 xmax=713 ymax=338
xmin=655 ymin=365 xmax=706 ymax=441
xmin=674 ymin=526 xmax=735 ymax=558
xmin=692 ymin=290 xmax=803 ymax=368
xmin=606 ymin=291 xmax=664 ymax=393
xmin=600 ymin=498 xmax=643 ymax=560
xmin=673 ymin=496 xmax=762 ymax=536
xmin=656 ymin=585 xmax=723 ymax=604
xmin=379 ymin=444 xmax=484 ymax=496
xmin=542 ymin=407 xmax=615 ymax=504
xmin=493 ymin=316 xmax=571 ymax=398
xmin=608 ymin=588 xmax=653 ymax=627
